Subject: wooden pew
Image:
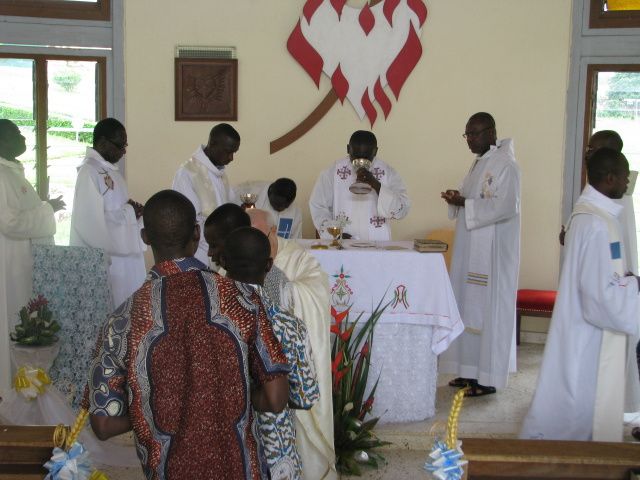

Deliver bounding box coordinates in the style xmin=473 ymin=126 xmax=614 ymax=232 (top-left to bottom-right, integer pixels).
xmin=0 ymin=425 xmax=57 ymax=480
xmin=461 ymin=437 xmax=640 ymax=479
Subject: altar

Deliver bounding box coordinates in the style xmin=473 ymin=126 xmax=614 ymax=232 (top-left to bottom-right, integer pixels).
xmin=299 ymin=240 xmax=463 ymax=423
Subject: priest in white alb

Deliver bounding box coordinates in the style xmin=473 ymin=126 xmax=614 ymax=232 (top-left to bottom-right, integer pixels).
xmin=248 ymin=209 xmax=337 ymax=480
xmin=172 ymin=123 xmax=240 ymax=264
xmin=309 ymin=130 xmax=409 ymax=241
xmin=440 ymin=112 xmax=521 ymax=397
xmin=0 ymin=119 xmax=64 ymax=392
xmin=70 ymin=118 xmax=146 ymax=309
xmin=521 ymin=147 xmax=640 ymax=442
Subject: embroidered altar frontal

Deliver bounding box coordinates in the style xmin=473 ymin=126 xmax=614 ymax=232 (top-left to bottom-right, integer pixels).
xmin=301 ymin=239 xmax=464 ymax=422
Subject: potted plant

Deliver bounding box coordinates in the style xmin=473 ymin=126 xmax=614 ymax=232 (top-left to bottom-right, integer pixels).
xmin=9 ymin=295 xmax=61 ymax=389
xmin=331 ymin=298 xmax=391 ymax=476
xmin=10 ymin=294 xmax=60 ymax=346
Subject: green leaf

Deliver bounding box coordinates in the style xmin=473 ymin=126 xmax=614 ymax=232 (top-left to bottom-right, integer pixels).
xmin=360 ymin=416 xmax=381 ymax=432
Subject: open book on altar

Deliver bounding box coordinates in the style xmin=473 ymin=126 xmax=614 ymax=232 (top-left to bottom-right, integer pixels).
xmin=414 ymin=239 xmax=448 ymax=253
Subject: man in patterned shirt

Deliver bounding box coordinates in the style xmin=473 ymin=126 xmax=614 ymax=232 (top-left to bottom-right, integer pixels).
xmin=87 ymin=190 xmax=289 ymax=479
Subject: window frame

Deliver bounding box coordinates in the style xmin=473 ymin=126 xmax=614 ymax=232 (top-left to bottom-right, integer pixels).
xmin=581 ymin=64 xmax=640 ymax=187
xmin=0 ymin=52 xmax=107 ymax=198
xmin=589 ymin=0 xmax=640 ymax=29
xmin=0 ymin=0 xmax=110 ymax=22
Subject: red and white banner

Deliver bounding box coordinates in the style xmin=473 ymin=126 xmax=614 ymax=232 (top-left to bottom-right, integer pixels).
xmin=287 ymin=0 xmax=427 ymax=125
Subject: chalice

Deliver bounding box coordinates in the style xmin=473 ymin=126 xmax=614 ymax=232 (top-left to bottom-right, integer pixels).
xmin=240 ymin=192 xmax=257 ymax=209
xmin=326 ymin=223 xmax=343 ymax=248
xmin=349 ymin=158 xmax=373 ymax=194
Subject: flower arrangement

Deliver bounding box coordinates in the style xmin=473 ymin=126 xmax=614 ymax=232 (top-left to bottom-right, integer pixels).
xmin=331 ymin=298 xmax=391 ymax=475
xmin=334 ymin=211 xmax=351 ymax=231
xmin=10 ymin=294 xmax=60 ymax=346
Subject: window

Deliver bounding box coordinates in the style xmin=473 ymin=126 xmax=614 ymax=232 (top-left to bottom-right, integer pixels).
xmin=584 ymin=64 xmax=640 ymax=256
xmin=0 ymin=0 xmax=110 ymax=21
xmin=590 ymin=0 xmax=640 ymax=29
xmin=0 ymin=54 xmax=106 ymax=244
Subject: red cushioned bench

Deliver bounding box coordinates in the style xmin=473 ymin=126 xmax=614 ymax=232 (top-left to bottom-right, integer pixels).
xmin=516 ymin=289 xmax=557 ymax=345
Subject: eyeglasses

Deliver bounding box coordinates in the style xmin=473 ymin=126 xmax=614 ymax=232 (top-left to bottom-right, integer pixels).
xmin=462 ymin=127 xmax=493 ymax=139
xmin=106 ymin=138 xmax=128 ymax=150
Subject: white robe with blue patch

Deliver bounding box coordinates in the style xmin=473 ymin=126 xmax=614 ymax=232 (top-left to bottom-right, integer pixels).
xmin=521 ymin=185 xmax=640 ymax=441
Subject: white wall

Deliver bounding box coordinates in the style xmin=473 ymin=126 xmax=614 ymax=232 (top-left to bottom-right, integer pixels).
xmin=124 ymin=0 xmax=572 ymax=290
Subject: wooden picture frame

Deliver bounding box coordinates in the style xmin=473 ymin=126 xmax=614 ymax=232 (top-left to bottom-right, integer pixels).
xmin=175 ymin=58 xmax=238 ymax=121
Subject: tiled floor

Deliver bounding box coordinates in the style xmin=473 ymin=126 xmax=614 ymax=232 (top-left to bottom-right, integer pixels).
xmin=93 ymin=343 xmax=639 ymax=479
xmin=352 ymin=342 xmax=543 ymax=479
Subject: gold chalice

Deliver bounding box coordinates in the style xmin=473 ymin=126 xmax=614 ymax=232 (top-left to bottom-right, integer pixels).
xmin=326 ymin=224 xmax=343 ymax=248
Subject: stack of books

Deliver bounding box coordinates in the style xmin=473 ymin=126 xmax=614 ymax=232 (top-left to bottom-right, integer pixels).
xmin=414 ymin=239 xmax=448 ymax=253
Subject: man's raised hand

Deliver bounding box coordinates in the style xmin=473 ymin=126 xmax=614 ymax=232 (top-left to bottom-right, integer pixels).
xmin=47 ymin=195 xmax=66 ymax=212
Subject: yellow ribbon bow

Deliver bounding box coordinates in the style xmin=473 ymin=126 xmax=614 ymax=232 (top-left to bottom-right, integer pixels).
xmin=13 ymin=365 xmax=51 ymax=400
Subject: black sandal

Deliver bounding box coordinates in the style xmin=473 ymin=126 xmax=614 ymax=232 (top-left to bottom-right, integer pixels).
xmin=448 ymin=377 xmax=474 ymax=388
xmin=464 ymin=382 xmax=496 ymax=397
xmin=632 ymin=427 xmax=640 ymax=441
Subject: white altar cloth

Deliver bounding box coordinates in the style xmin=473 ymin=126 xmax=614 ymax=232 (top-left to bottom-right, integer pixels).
xmin=300 ymin=240 xmax=463 ymax=423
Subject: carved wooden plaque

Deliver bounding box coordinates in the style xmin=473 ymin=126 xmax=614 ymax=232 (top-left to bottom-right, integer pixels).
xmin=175 ymin=58 xmax=237 ymax=121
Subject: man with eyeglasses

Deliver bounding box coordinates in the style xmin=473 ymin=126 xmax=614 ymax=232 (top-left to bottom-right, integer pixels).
xmin=440 ymin=112 xmax=521 ymax=398
xmin=70 ymin=117 xmax=146 ymax=309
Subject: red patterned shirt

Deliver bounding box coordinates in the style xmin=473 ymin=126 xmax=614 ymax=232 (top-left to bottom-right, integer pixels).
xmin=88 ymin=257 xmax=289 ymax=479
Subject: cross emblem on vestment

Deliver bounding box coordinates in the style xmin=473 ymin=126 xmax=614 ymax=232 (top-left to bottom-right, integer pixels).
xmin=372 ymin=167 xmax=385 ymax=180
xmin=370 ymin=216 xmax=386 ymax=228
xmin=337 ymin=166 xmax=351 ymax=180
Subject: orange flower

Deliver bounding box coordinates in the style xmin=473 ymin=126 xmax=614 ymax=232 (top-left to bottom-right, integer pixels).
xmin=331 ymin=306 xmax=350 ymax=327
xmin=339 ymin=324 xmax=355 ymax=341
xmin=333 ymin=368 xmax=347 ymax=389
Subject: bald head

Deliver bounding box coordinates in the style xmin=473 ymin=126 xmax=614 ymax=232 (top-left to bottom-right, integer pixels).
xmin=220 ymin=227 xmax=272 ymax=285
xmin=248 ymin=209 xmax=278 ymax=258
xmin=143 ymin=190 xmax=197 ymax=261
xmin=204 ymin=203 xmax=250 ymax=265
xmin=247 ymin=208 xmax=274 ymax=233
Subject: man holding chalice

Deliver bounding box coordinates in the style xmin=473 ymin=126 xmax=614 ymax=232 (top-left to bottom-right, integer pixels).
xmin=310 ymin=130 xmax=410 ymax=241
